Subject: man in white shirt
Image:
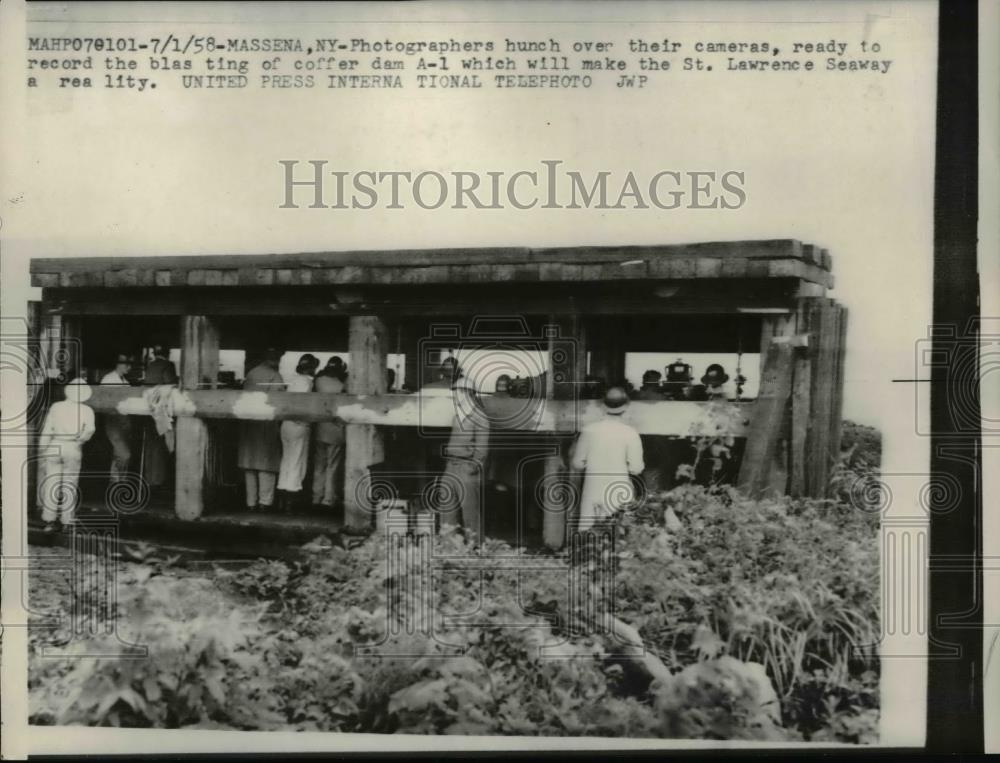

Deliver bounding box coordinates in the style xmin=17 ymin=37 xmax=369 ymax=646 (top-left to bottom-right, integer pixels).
xmin=571 ymin=387 xmax=644 ymax=534
xmin=38 ymin=378 xmax=96 ymax=531
xmin=100 ymin=353 xmax=134 ymax=483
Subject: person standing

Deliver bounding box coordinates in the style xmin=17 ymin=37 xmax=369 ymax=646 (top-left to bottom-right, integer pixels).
xmin=277 ymin=353 xmax=319 ymax=512
xmin=141 ymin=345 xmax=178 ymax=492
xmin=38 ymin=378 xmax=96 ymax=532
xmin=437 ymin=371 xmax=490 ymax=544
xmin=238 ymin=348 xmax=285 ymax=511
xmin=311 ymin=366 xmax=346 ymax=512
xmin=571 ymin=387 xmax=644 ymax=534
xmin=99 ymin=353 xmax=134 ymax=483
xmin=636 ymin=369 xmax=667 ymax=495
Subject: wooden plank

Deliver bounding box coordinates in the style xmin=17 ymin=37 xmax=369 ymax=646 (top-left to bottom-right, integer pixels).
xmin=737 ymin=339 xmax=795 ymax=496
xmin=175 ymin=314 xmax=219 ymax=520
xmin=29 ymin=239 xmax=810 ymax=277
xmin=174 ymin=418 xmax=208 ymax=521
xmin=828 ymin=305 xmax=849 ymax=472
xmin=543 ymin=314 xmax=585 ymax=550
xmin=179 ymin=315 xmax=220 ymax=390
xmin=758 ymin=313 xmax=795 ymax=381
xmin=789 ymin=354 xmax=812 ymax=497
xmin=84 ymin=386 xmax=753 ymax=436
xmin=802 ymin=299 xmax=839 ymax=497
xmin=344 ymin=315 xmax=388 ymax=532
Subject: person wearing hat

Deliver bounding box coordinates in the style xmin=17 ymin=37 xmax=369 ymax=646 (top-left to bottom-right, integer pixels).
xmin=637 ymin=369 xmax=665 ymax=401
xmin=277 ymin=353 xmax=320 ymax=512
xmin=38 ymin=378 xmax=96 ymax=531
xmin=311 ymin=364 xmax=346 ymax=513
xmin=238 ymin=348 xmax=286 ymax=511
xmin=141 ymin=345 xmax=179 ymax=492
xmin=570 ymin=387 xmax=644 ymax=534
xmin=421 ymin=355 xmax=460 ymax=396
xmin=324 ymin=355 xmax=348 ymax=383
xmin=636 ymin=369 xmax=668 ymax=495
xmin=700 ymin=363 xmax=730 ymax=398
xmin=436 ymin=371 xmax=490 ymax=544
xmin=100 ymin=353 xmax=135 ymax=484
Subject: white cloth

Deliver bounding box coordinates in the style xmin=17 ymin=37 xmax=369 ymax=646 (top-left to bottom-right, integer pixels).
xmin=100 ymin=371 xmax=129 ymax=385
xmin=571 ymin=415 xmax=644 ymax=532
xmin=277 ymin=372 xmax=313 ymax=492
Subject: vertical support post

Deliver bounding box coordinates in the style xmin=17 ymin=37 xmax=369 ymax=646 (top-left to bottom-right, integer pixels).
xmin=587 ymin=317 xmax=624 ymax=387
xmin=800 ymin=299 xmax=840 ymax=497
xmin=789 ymin=351 xmax=812 ymax=497
xmin=758 ymin=312 xmax=795 ymax=494
xmin=541 ymin=314 xmax=584 ymax=549
xmin=828 ymin=306 xmax=849 ymax=468
xmin=180 ymin=316 xmax=220 ymax=390
xmin=344 ymin=315 xmax=388 ymax=532
xmin=737 ymin=339 xmax=795 ymax=496
xmin=60 ymin=315 xmax=83 ymax=381
xmin=175 ymin=315 xmax=218 ymax=520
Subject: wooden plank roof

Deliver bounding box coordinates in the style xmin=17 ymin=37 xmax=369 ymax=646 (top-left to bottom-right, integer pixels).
xmin=30 ymin=239 xmax=834 ymax=290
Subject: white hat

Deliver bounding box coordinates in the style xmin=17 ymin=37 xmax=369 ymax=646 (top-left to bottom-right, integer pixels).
xmin=63 ymin=377 xmax=92 ymax=404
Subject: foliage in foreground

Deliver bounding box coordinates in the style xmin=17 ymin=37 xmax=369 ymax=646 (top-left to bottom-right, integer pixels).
xmin=29 ymin=472 xmax=880 ymax=742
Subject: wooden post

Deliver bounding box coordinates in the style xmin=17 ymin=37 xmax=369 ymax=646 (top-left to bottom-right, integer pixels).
xmin=344 ymin=315 xmax=388 ymax=532
xmin=60 ymin=315 xmax=83 ymax=381
xmin=828 ymin=306 xmax=849 ymax=472
xmin=180 ymin=316 xmax=220 ymax=390
xmin=801 ymin=299 xmax=840 ymax=497
xmin=737 ymin=339 xmax=795 ymax=496
xmin=757 ymin=313 xmax=796 ymax=493
xmin=175 ymin=315 xmax=218 ymax=520
xmin=788 ymin=351 xmax=812 ymax=497
xmin=542 ymin=314 xmax=584 ymax=549
xmin=587 ymin=317 xmax=624 ymax=387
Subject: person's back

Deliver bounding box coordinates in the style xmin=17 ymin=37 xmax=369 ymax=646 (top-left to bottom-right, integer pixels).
xmin=574 ymin=417 xmax=643 ymax=476
xmin=244 ymin=362 xmax=284 ymax=391
xmin=571 ymin=387 xmax=643 ymax=533
xmin=41 ymin=399 xmax=96 ymax=444
xmin=145 ymin=357 xmax=178 ymax=385
xmin=314 ymin=372 xmax=346 ymax=444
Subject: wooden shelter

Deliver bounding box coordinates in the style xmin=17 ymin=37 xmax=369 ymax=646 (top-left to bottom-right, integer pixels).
xmin=29 ymin=239 xmax=847 ymax=548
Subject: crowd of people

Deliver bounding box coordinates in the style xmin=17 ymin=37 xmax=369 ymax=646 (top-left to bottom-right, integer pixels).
xmin=238 ymin=350 xmax=350 ymax=513
xmin=37 ymin=347 xmax=742 ymax=542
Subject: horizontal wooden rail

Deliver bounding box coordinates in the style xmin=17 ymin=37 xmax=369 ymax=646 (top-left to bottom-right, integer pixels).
xmin=85 ymin=386 xmax=752 ymax=437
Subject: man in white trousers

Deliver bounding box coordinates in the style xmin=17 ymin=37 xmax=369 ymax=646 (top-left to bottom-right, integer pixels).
xmin=38 ymin=378 xmax=96 ymax=532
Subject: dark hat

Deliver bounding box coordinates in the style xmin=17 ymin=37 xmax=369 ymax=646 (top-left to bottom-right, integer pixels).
xmin=326 ymin=355 xmax=345 ymax=368
xmin=297 ymin=353 xmax=320 ymax=374
xmin=701 ymin=363 xmax=729 ymax=386
xmin=603 ymin=386 xmax=630 ymax=414
xmin=114 ymin=353 xmax=132 ymax=364
xmin=642 ymin=369 xmax=663 ymax=385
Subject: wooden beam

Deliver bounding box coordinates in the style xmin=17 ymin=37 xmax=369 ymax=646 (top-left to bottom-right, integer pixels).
xmin=543 ymin=314 xmax=585 ymax=550
xmin=174 ymin=315 xmax=218 ymax=520
xmin=83 ymin=386 xmax=753 ymax=436
xmin=801 ymin=299 xmax=840 ymax=497
xmin=737 ymin=339 xmax=795 ymax=496
xmin=788 ymin=353 xmax=812 ymax=497
xmin=30 ymin=239 xmax=810 ymax=278
xmin=179 ymin=315 xmax=220 ymax=390
xmin=828 ymin=305 xmax=849 ymax=472
xmin=344 ymin=315 xmax=387 ymax=532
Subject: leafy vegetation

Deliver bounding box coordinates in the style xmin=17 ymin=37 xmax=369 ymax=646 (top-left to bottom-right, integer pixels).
xmin=28 ymin=421 xmax=880 ymax=741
